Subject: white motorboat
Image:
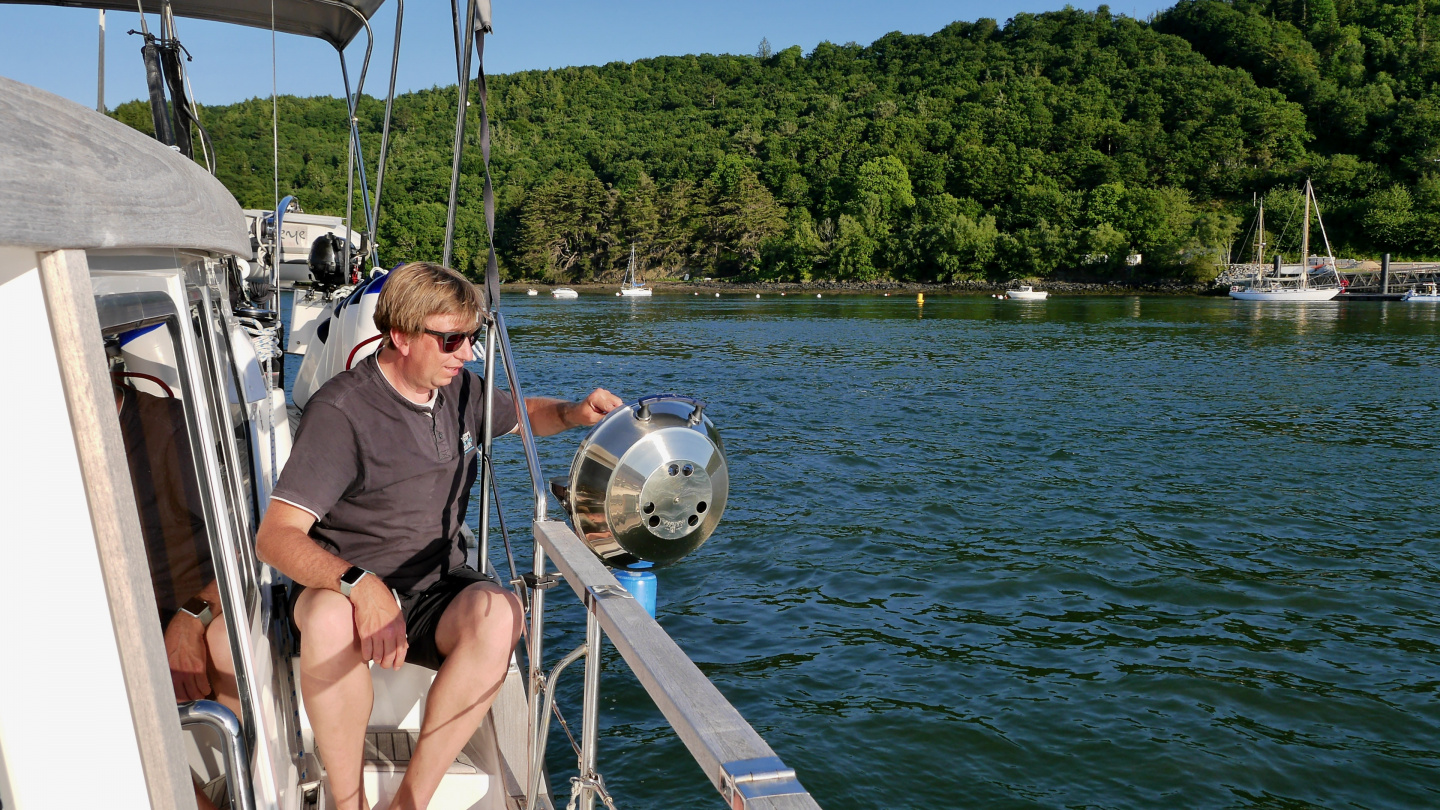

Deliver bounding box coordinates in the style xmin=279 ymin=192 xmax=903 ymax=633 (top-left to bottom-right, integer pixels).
xmin=1403 ymin=282 xmax=1440 ymax=301
xmin=1006 ymin=285 xmax=1049 ymax=300
xmin=1 ymin=3 xmax=818 ymax=810
xmin=552 ymin=287 xmax=579 ymax=299
xmin=526 ymin=288 xmax=538 ymax=296
xmin=1229 ymin=180 xmax=1343 ymax=301
xmin=619 ymin=245 xmax=652 ymax=297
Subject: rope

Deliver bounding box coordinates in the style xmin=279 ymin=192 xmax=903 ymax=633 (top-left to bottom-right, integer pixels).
xmin=238 ymin=317 xmax=281 ymax=363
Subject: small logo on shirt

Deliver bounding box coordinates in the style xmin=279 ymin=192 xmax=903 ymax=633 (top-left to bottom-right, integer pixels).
xmin=461 ymin=431 xmax=475 ymax=454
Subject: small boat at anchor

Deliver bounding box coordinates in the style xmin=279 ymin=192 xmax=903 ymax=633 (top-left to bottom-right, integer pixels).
xmin=1006 ymin=285 xmax=1049 ymax=300
xmin=618 ymin=245 xmax=652 ymax=297
xmin=552 ymin=287 xmax=579 ymax=299
xmin=1403 ymin=282 xmax=1440 ymax=302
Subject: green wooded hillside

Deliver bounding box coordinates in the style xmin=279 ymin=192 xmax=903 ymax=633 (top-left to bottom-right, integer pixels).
xmin=114 ymin=2 xmax=1440 ymax=283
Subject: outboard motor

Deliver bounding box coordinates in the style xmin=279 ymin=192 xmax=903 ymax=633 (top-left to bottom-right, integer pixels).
xmin=308 ymin=233 xmax=349 ymax=292
xmin=559 ymin=394 xmax=728 ymax=569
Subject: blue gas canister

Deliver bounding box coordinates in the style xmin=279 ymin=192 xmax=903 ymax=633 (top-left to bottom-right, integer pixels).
xmin=612 ymin=563 xmax=657 ymax=618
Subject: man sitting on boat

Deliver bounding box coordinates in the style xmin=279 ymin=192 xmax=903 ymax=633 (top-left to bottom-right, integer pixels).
xmin=257 ymin=261 xmax=622 ymax=810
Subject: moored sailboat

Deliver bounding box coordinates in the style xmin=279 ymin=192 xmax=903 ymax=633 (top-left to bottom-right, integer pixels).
xmin=1229 ymin=180 xmax=1342 ymax=301
xmin=619 ymin=245 xmax=652 ymax=297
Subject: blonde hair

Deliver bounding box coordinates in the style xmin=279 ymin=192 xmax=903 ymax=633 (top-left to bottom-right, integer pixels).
xmin=373 ymin=262 xmax=484 ymax=347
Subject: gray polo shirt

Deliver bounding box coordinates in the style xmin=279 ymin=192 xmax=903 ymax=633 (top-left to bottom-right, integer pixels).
xmin=271 ymin=353 xmax=518 ymax=594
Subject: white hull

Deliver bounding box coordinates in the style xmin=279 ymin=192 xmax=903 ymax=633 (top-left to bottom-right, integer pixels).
xmin=552 ymin=288 xmax=579 ymax=299
xmin=619 ymin=287 xmax=652 ymax=297
xmin=1403 ymin=293 xmax=1440 ymax=302
xmin=1007 ymin=290 xmax=1048 ymax=300
xmin=1229 ymin=287 xmax=1340 ymax=301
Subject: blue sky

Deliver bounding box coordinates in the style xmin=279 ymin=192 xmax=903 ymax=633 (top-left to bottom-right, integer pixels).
xmin=1 ymin=0 xmax=1174 ymax=109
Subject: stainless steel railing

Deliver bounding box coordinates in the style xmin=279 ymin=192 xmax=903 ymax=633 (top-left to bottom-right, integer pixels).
xmin=479 ymin=311 xmax=818 ymax=809
xmin=179 ymin=700 xmax=255 ymax=810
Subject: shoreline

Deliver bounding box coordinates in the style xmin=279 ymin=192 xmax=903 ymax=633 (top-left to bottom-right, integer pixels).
xmin=501 ymin=279 xmax=1221 ymax=296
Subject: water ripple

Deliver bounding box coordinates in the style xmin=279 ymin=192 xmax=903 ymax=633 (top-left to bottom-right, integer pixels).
xmin=484 ymin=295 xmax=1440 ymax=809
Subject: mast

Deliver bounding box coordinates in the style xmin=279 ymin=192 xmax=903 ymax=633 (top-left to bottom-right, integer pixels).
xmin=96 ymin=10 xmax=105 ymax=114
xmin=1301 ymin=180 xmax=1312 ymax=289
xmin=1256 ymin=197 xmax=1265 ymax=265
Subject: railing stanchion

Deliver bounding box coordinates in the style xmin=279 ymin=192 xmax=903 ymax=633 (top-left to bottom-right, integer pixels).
xmin=579 ymin=594 xmax=604 ymax=810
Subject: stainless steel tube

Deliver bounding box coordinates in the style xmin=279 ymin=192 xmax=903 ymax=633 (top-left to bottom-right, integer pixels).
xmin=494 ymin=313 xmax=547 ymax=520
xmin=442 ymin=0 xmax=478 ymax=267
xmin=477 ymin=326 xmax=497 ymax=565
xmin=578 ymin=603 xmax=603 ymax=810
xmin=526 ymin=642 xmax=587 ymax=809
xmin=179 ymin=700 xmax=254 ymax=810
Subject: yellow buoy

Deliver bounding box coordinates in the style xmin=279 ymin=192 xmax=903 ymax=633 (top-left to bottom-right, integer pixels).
xmin=917 ymin=293 xmax=925 ymax=305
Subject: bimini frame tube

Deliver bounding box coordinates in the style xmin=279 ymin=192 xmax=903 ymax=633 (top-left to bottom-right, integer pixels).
xmin=442 ymin=0 xmax=479 ymax=268
xmin=370 ymin=0 xmax=404 ymax=262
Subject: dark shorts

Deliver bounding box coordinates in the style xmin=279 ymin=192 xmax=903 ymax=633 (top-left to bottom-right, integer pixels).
xmin=289 ymin=566 xmax=501 ymax=671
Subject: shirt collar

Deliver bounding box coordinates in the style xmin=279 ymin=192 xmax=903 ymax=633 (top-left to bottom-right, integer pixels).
xmin=368 ymin=353 xmax=441 ymax=412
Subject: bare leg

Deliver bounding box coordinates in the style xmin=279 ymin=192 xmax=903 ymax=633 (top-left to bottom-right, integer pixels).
xmin=205 ymin=614 xmax=242 ymax=719
xmin=390 ymin=583 xmax=522 ymax=810
xmin=295 ymin=588 xmax=374 ymax=810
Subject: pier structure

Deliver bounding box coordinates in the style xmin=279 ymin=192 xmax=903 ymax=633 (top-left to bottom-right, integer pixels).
xmin=1336 ymin=257 xmax=1440 ymax=294
xmin=1218 ymin=256 xmax=1440 ymax=298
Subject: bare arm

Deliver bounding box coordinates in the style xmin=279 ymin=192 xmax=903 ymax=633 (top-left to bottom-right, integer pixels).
xmin=255 ymin=500 xmax=407 ymax=668
xmin=255 ymin=499 xmax=347 ymax=590
xmin=524 ymin=388 xmax=623 ymax=436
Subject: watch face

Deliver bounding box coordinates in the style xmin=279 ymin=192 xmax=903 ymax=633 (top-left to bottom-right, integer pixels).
xmin=341 ymin=567 xmax=367 ymax=586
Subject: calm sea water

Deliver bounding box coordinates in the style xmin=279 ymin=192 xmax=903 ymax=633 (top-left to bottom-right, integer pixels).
xmin=301 ymin=292 xmax=1440 ymax=808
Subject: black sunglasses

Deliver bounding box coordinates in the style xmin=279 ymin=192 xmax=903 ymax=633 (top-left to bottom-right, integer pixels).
xmin=423 ymin=327 xmax=481 ymax=354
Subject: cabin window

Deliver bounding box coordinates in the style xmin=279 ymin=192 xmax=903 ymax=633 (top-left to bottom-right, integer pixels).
xmin=107 ymin=323 xmax=217 ymax=634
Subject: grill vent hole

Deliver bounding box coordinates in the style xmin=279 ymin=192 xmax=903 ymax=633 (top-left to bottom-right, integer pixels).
xmin=696 ymin=501 xmax=707 ymax=513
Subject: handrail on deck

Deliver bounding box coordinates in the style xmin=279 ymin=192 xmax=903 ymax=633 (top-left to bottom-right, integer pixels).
xmin=483 ymin=292 xmax=816 ymax=808
xmin=533 ymin=519 xmax=819 ymax=810
xmin=179 ymin=699 xmax=255 ymax=810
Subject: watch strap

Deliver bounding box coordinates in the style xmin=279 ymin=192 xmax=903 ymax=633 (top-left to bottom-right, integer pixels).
xmin=179 ymin=596 xmax=214 ymax=628
xmin=339 ymin=566 xmax=370 ymax=598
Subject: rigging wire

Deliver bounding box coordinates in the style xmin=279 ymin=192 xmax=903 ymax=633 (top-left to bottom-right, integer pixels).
xmin=270 ymin=0 xmax=280 ymax=305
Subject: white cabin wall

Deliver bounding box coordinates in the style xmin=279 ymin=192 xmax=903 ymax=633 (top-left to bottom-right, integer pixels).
xmin=0 ymin=247 xmax=158 ymax=808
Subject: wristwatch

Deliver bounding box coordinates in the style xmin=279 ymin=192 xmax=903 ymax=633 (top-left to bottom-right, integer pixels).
xmin=179 ymin=596 xmax=214 ymax=628
xmin=339 ymin=566 xmax=372 ymax=598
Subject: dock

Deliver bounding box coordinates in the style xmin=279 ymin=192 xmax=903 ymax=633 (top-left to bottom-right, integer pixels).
xmin=1338 ymin=255 xmax=1440 ymax=295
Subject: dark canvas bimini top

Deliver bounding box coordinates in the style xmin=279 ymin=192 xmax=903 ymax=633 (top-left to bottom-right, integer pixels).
xmin=0 ymin=0 xmax=386 ymax=48
xmin=271 ymin=354 xmax=518 ymax=594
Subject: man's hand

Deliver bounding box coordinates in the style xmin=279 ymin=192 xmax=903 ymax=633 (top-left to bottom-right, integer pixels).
xmin=351 ymin=576 xmax=407 ymax=670
xmin=566 ymin=388 xmax=623 ymax=428
xmin=164 ymin=613 xmax=212 ymax=702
